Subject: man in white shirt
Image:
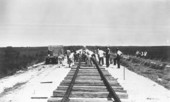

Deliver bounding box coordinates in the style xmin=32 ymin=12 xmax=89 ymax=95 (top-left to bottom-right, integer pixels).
xmin=114 ymin=48 xmax=122 ymax=68
xmin=69 ymin=51 xmax=74 ymax=67
xmin=98 ymin=48 xmax=104 ymax=66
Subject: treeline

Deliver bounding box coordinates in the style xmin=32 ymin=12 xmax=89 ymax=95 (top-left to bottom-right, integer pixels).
xmin=0 ymin=46 xmax=83 ymax=78
xmin=0 ymin=45 xmax=169 ymax=78
xmin=86 ymin=46 xmax=170 ymax=62
xmin=0 ymin=47 xmax=47 ymax=78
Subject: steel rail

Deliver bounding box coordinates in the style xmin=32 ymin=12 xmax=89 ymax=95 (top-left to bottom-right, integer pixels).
xmin=61 ymin=59 xmax=81 ymax=102
xmin=91 ymin=58 xmax=121 ymax=102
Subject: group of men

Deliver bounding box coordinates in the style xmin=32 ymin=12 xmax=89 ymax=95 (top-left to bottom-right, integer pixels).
xmin=91 ymin=48 xmax=110 ymax=67
xmin=94 ymin=48 xmax=122 ymax=68
xmin=136 ymin=50 xmax=147 ymax=58
xmin=65 ymin=47 xmax=123 ymax=68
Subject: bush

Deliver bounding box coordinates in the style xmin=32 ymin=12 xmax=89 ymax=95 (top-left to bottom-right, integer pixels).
xmin=0 ymin=47 xmax=47 ymax=77
xmin=86 ymin=46 xmax=170 ymax=62
xmin=0 ymin=45 xmax=84 ymax=78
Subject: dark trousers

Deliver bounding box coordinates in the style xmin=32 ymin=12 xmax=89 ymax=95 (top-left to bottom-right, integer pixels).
xmin=114 ymin=56 xmax=120 ymax=68
xmin=106 ymin=55 xmax=110 ymax=67
xmin=68 ymin=58 xmax=72 ymax=68
xmin=99 ymin=57 xmax=104 ymax=65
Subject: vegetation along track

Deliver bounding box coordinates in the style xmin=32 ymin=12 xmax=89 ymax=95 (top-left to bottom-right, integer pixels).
xmin=48 ymin=58 xmax=128 ymax=102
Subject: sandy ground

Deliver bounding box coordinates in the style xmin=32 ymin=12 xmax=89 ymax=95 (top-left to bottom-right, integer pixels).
xmin=107 ymin=64 xmax=170 ymax=102
xmin=0 ymin=57 xmax=170 ymax=102
xmin=0 ymin=59 xmax=70 ymax=102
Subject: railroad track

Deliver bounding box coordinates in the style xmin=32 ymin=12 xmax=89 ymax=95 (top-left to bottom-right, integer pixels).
xmin=48 ymin=58 xmax=128 ymax=102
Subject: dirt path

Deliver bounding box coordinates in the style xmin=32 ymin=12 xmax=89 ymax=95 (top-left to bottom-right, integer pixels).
xmin=0 ymin=62 xmax=70 ymax=102
xmin=107 ymin=64 xmax=170 ymax=102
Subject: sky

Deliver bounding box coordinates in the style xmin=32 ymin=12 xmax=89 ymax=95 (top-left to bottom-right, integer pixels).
xmin=0 ymin=0 xmax=170 ymax=47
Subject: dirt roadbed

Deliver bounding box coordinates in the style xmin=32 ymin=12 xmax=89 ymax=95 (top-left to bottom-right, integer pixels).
xmin=0 ymin=62 xmax=70 ymax=102
xmin=0 ymin=61 xmax=170 ymax=102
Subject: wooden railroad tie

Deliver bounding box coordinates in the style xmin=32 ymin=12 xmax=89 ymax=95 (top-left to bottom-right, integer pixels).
xmin=48 ymin=61 xmax=128 ymax=102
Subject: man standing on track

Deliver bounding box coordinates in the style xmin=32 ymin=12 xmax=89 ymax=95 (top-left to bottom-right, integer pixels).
xmin=66 ymin=49 xmax=71 ymax=65
xmin=98 ymin=48 xmax=104 ymax=66
xmin=114 ymin=48 xmax=122 ymax=68
xmin=106 ymin=47 xmax=110 ymax=68
xmin=68 ymin=50 xmax=74 ymax=67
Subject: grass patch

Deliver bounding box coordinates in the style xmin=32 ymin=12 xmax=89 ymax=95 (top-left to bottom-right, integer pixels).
xmin=120 ymin=57 xmax=170 ymax=90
